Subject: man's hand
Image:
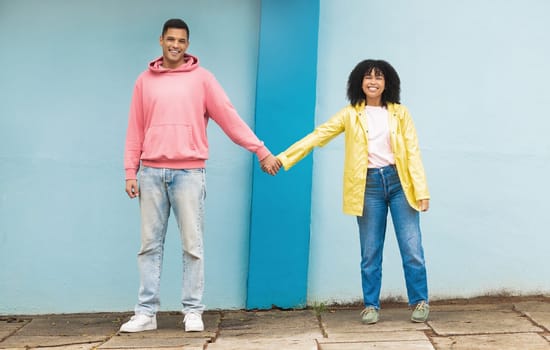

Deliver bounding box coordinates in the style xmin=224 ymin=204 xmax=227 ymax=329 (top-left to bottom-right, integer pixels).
xmin=418 ymin=199 xmax=429 ymax=212
xmin=260 ymin=154 xmax=282 ymax=176
xmin=126 ymin=179 xmax=139 ymax=198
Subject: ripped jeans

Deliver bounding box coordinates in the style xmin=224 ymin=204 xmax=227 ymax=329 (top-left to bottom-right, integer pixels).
xmin=134 ymin=166 xmax=206 ymax=316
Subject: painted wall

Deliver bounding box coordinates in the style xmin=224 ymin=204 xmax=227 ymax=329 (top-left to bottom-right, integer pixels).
xmin=306 ymin=0 xmax=550 ymax=304
xmin=0 ymin=0 xmax=260 ymax=314
xmin=247 ymin=0 xmax=318 ymax=310
xmin=2 ymin=0 xmax=549 ymax=315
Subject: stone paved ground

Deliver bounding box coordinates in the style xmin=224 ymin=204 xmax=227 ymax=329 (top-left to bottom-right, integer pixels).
xmin=1 ymin=297 xmax=549 ymax=349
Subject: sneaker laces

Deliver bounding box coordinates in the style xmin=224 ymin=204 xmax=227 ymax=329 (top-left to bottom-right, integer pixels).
xmin=360 ymin=306 xmax=376 ymax=316
xmin=184 ymin=312 xmax=201 ymax=322
xmin=414 ymin=301 xmax=427 ymax=311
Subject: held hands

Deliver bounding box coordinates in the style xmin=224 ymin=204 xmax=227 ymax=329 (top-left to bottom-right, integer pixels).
xmin=260 ymin=154 xmax=282 ymax=176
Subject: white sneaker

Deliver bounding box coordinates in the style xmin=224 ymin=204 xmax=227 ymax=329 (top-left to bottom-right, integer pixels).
xmin=119 ymin=314 xmax=157 ymax=333
xmin=184 ymin=312 xmax=204 ymax=332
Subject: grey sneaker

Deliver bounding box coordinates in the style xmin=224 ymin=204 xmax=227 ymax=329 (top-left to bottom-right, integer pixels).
xmin=411 ymin=301 xmax=430 ymax=323
xmin=360 ymin=306 xmax=379 ymax=324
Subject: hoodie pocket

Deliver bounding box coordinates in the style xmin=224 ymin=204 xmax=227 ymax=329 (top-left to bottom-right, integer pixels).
xmin=142 ymin=124 xmax=203 ymax=160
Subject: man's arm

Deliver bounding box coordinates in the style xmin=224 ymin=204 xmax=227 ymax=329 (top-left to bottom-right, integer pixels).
xmin=124 ymin=80 xmax=144 ymax=196
xmin=203 ymin=72 xmax=273 ymax=160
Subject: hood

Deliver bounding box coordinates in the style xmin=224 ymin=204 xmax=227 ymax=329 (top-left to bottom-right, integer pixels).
xmin=148 ymin=53 xmax=199 ymax=73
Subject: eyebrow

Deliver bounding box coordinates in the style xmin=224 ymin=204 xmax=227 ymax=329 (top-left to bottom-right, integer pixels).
xmin=165 ymin=36 xmax=187 ymax=41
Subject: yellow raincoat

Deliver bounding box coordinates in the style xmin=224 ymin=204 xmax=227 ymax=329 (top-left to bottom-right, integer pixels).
xmin=277 ymin=102 xmax=430 ymax=216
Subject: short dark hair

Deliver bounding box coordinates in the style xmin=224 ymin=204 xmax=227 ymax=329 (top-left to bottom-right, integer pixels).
xmin=347 ymin=59 xmax=401 ymax=107
xmin=162 ymin=18 xmax=189 ymax=38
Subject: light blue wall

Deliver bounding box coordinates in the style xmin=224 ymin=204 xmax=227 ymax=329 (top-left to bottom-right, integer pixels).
xmin=2 ymin=0 xmax=549 ymax=315
xmin=307 ymin=0 xmax=550 ymax=304
xmin=0 ymin=0 xmax=260 ymax=314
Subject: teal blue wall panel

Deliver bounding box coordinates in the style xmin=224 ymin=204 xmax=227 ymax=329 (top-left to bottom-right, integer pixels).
xmin=247 ymin=0 xmax=320 ymax=309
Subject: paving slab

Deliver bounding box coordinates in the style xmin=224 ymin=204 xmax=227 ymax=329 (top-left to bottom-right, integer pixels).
xmin=0 ymin=313 xmax=121 ymax=349
xmin=206 ymin=337 xmax=317 ymax=350
xmin=100 ymin=334 xmax=207 ymax=349
xmin=317 ymin=309 xmax=433 ymax=349
xmin=515 ymin=301 xmax=550 ymax=331
xmin=9 ymin=314 xmax=123 ymax=336
xmin=0 ymin=319 xmax=29 ymax=342
xmin=101 ymin=348 xmax=200 ymax=350
xmin=320 ymin=308 xmax=429 ymax=335
xmin=431 ymin=333 xmax=550 ymax=350
xmin=318 ymin=340 xmax=435 ymax=350
xmin=0 ymin=335 xmax=107 ymax=349
xmin=430 ymin=303 xmax=513 ymax=312
xmin=104 ymin=348 xmax=203 ymax=350
xmin=209 ymin=310 xmax=321 ymax=349
xmin=220 ymin=310 xmax=318 ymax=331
xmin=428 ymin=309 xmax=542 ymax=336
xmin=514 ymin=301 xmax=550 ymax=313
xmin=522 ymin=312 xmax=550 ymax=332
xmin=218 ymin=328 xmax=322 ymax=339
xmin=318 ymin=330 xmax=429 ymax=343
xmin=62 ymin=344 xmax=106 ymax=350
xmin=0 ymin=335 xmax=105 ymax=349
xmin=216 ymin=311 xmax=320 ymax=333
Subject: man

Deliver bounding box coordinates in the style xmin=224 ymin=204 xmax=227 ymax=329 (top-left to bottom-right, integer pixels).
xmin=121 ymin=18 xmax=280 ymax=333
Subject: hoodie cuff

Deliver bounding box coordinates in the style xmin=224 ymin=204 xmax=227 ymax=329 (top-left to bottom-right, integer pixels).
xmin=256 ymin=146 xmax=271 ymax=161
xmin=125 ymin=168 xmax=138 ymax=180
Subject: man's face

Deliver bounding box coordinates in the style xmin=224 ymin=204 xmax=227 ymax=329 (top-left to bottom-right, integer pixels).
xmin=159 ymin=28 xmax=189 ymax=69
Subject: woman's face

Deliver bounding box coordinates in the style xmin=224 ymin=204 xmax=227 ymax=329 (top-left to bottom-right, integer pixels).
xmin=362 ymin=69 xmax=385 ymax=106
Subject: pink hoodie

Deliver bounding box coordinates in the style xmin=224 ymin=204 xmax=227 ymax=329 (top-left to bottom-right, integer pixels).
xmin=124 ymin=54 xmax=270 ymax=179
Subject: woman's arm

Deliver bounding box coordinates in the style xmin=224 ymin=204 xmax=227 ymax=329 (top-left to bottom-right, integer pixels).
xmin=277 ymin=109 xmax=347 ymax=170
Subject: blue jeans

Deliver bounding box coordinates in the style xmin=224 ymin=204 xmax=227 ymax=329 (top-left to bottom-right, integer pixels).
xmin=357 ymin=165 xmax=428 ymax=309
xmin=135 ymin=167 xmax=206 ymax=316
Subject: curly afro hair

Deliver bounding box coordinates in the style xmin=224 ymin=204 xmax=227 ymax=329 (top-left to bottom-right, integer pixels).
xmin=347 ymin=59 xmax=401 ymax=107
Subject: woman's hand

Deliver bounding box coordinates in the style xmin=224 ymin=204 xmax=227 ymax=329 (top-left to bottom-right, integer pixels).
xmin=418 ymin=199 xmax=429 ymax=212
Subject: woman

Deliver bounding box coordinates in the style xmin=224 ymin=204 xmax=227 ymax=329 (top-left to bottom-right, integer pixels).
xmin=276 ymin=59 xmax=430 ymax=324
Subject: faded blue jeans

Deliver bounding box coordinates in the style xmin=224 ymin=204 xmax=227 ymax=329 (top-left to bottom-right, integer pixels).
xmin=357 ymin=165 xmax=428 ymax=309
xmin=135 ymin=167 xmax=206 ymax=316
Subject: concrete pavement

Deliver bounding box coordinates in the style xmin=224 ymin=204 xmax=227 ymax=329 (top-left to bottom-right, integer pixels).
xmin=1 ymin=297 xmax=549 ymax=349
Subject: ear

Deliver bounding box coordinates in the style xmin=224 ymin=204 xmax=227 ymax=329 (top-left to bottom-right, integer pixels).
xmin=159 ymin=35 xmax=163 ymax=46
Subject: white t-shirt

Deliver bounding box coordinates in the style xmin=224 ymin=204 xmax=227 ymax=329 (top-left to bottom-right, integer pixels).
xmin=365 ymin=106 xmax=395 ymax=168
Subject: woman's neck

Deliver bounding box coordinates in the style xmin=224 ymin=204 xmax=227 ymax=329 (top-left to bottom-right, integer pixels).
xmin=366 ymin=97 xmax=382 ymax=106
